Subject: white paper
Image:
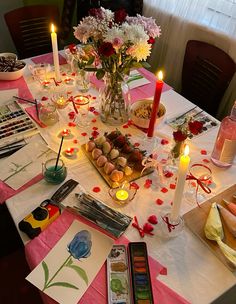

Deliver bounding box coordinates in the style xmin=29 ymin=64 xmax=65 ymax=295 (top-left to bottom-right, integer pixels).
xmin=127 ymin=70 xmax=150 ymax=89
xmin=26 ymin=220 xmax=114 ymax=304
xmin=0 ymin=136 xmax=56 ymax=189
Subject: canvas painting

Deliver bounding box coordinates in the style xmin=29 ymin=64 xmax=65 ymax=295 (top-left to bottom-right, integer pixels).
xmin=26 ymin=220 xmax=114 ymax=304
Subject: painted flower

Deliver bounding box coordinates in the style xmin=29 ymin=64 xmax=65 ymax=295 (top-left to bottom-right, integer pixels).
xmin=67 ymin=230 xmax=92 ymax=260
xmin=188 ymin=120 xmax=203 ymax=135
xmin=173 ymin=130 xmax=188 ymax=142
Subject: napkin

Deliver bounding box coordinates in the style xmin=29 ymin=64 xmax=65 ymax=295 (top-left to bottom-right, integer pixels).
xmin=25 ymin=104 xmax=47 ymax=128
xmin=31 ymin=53 xmax=67 ymax=65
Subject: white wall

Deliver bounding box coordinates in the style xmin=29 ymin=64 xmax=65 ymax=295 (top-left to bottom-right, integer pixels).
xmin=0 ymin=0 xmax=24 ymax=53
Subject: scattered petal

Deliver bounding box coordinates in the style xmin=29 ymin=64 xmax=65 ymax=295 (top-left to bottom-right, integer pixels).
xmin=122 ymin=124 xmax=129 ymax=128
xmin=81 ymin=132 xmax=87 ymax=136
xmin=203 ymin=158 xmax=210 ymax=163
xmin=62 ymin=72 xmax=66 ymax=76
xmin=201 ymin=149 xmax=207 ymax=155
xmin=91 ymin=118 xmax=97 ymax=123
xmin=89 ymin=106 xmax=95 ymax=112
xmin=144 ymin=179 xmax=152 ymax=188
xmin=148 ymin=215 xmax=158 ymax=225
xmin=92 ymin=186 xmax=101 ymax=193
xmin=156 ymin=198 xmax=163 ymax=205
xmin=161 ymin=139 xmax=169 ymax=145
xmin=190 ymin=181 xmax=197 ymax=187
xmin=68 ymin=122 xmax=76 ymax=127
xmin=170 ymin=201 xmax=173 ymax=205
xmin=73 ymin=139 xmax=78 ymax=144
xmin=134 ymin=142 xmax=140 ymax=147
xmin=41 ymin=96 xmax=48 ymax=101
xmin=93 ymin=111 xmax=99 ymax=116
xmin=71 ymin=72 xmax=76 ymax=76
xmin=130 ymin=182 xmax=140 ymax=190
xmin=91 ymin=130 xmax=99 ymax=138
xmin=92 ymin=96 xmax=96 ymax=100
xmin=169 ymin=183 xmax=176 ymax=190
xmin=92 ymin=126 xmax=98 ymax=130
xmin=161 ymin=187 xmax=168 ymax=193
xmin=164 ymin=171 xmax=173 ymax=178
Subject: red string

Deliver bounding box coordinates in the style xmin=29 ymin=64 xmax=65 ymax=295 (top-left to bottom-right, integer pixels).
xmin=132 ymin=216 xmax=154 ymax=237
xmin=161 ymin=216 xmax=180 ymax=232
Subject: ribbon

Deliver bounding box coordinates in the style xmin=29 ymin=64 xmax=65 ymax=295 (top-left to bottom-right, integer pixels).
xmin=161 ymin=215 xmax=180 ymax=233
xmin=68 ymin=96 xmax=78 ymax=114
xmin=186 ymin=163 xmax=212 ymax=207
xmin=132 ymin=216 xmax=154 ymax=237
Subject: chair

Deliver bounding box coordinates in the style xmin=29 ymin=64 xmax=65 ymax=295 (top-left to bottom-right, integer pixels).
xmin=4 ymin=5 xmax=60 ymax=59
xmin=181 ymin=40 xmax=235 ymax=117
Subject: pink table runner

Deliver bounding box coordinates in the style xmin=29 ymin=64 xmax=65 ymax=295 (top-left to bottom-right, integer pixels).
xmin=31 ymin=53 xmax=67 ymax=65
xmin=25 ymin=210 xmax=190 ymax=304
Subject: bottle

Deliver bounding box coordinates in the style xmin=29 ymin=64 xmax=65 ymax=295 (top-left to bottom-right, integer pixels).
xmin=211 ymin=101 xmax=236 ymax=168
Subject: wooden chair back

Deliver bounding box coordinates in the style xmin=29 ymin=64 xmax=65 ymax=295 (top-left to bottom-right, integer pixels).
xmin=181 ymin=40 xmax=235 ymax=117
xmin=4 ymin=5 xmax=60 ymax=59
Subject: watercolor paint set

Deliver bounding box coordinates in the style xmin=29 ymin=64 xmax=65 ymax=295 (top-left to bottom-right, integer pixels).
xmin=0 ymin=101 xmax=38 ymax=149
xmin=107 ymin=243 xmax=153 ymax=304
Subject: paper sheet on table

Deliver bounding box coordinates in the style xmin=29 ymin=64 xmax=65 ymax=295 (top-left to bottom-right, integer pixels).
xmin=0 ymin=136 xmax=56 ymax=190
xmin=127 ymin=69 xmax=150 ymax=90
xmin=0 ymin=89 xmax=18 ymax=106
xmin=26 ymin=220 xmax=114 ymax=304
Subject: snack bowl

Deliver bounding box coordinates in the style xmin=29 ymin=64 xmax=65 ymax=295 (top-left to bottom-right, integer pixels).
xmin=0 ymin=52 xmax=18 ymax=60
xmin=0 ymin=59 xmax=26 ymax=81
xmin=130 ymin=99 xmax=166 ymax=129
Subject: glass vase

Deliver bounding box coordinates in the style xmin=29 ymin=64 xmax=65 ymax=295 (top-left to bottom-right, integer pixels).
xmin=171 ymin=140 xmax=185 ymax=159
xmin=75 ymin=69 xmax=90 ymax=93
xmin=99 ymin=72 xmax=130 ymax=125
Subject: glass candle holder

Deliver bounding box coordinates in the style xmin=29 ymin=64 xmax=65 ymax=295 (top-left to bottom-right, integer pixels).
xmin=108 ymin=181 xmax=138 ymax=205
xmin=42 ymin=158 xmax=67 ymax=184
xmin=39 ymin=103 xmax=59 ymax=126
xmin=52 ymin=93 xmax=69 ymax=109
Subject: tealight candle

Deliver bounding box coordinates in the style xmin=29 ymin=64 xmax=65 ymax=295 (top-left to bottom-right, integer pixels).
xmin=61 ymin=129 xmax=70 ymax=137
xmin=115 ymin=189 xmax=129 ymax=201
xmin=41 ymin=80 xmax=51 ymax=89
xmin=74 ymin=95 xmax=89 ymax=106
xmin=55 ymin=96 xmax=68 ymax=109
xmin=64 ymin=77 xmax=74 ymax=85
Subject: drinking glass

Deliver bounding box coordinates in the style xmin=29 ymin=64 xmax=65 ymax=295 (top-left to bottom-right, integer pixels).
xmin=42 ymin=158 xmax=67 ymax=184
xmin=75 ymin=69 xmax=90 ymax=93
xmin=74 ymin=95 xmax=90 ymax=127
xmin=39 ymin=103 xmax=59 ymax=126
xmin=184 ymin=163 xmax=212 ymax=205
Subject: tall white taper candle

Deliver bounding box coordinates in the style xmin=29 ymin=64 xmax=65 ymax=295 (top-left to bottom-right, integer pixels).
xmin=50 ymin=24 xmax=61 ymax=81
xmin=170 ymin=145 xmax=190 ymax=221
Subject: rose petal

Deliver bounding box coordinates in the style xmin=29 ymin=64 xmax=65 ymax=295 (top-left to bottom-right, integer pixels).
xmin=41 ymin=96 xmax=48 ymax=101
xmin=203 ymin=158 xmax=210 ymax=163
xmin=144 ymin=179 xmax=152 ymax=188
xmin=62 ymin=72 xmax=66 ymax=76
xmin=148 ymin=215 xmax=158 ymax=225
xmin=92 ymin=186 xmax=101 ymax=193
xmin=169 ymin=183 xmax=176 ymax=190
xmin=161 ymin=139 xmax=169 ymax=145
xmin=130 ymin=182 xmax=140 ymax=190
xmin=161 ymin=187 xmax=168 ymax=193
xmin=92 ymin=126 xmax=98 ymax=130
xmin=164 ymin=171 xmax=173 ymax=178
xmin=134 ymin=142 xmax=140 ymax=147
xmin=89 ymin=107 xmax=95 ymax=112
xmin=92 ymin=96 xmax=96 ymax=100
xmin=91 ymin=130 xmax=99 ymax=138
xmin=156 ymin=198 xmax=163 ymax=205
xmin=91 ymin=118 xmax=97 ymax=123
xmin=73 ymin=139 xmax=78 ymax=144
xmin=122 ymin=124 xmax=129 ymax=128
xmin=93 ymin=111 xmax=99 ymax=116
xmin=68 ymin=122 xmax=76 ymax=127
xmin=201 ymin=150 xmax=207 ymax=155
xmin=81 ymin=132 xmax=87 ymax=136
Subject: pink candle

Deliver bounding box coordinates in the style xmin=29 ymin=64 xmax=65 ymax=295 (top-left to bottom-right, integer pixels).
xmin=147 ymin=71 xmax=164 ymax=137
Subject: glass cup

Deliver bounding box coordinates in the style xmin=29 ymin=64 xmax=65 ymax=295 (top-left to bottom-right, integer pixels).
xmin=51 ymin=92 xmax=69 ymax=109
xmin=75 ymin=69 xmax=90 ymax=93
xmin=39 ymin=103 xmax=59 ymax=126
xmin=74 ymin=95 xmax=90 ymax=127
xmin=28 ymin=63 xmax=51 ymax=82
xmin=42 ymin=158 xmax=67 ymax=184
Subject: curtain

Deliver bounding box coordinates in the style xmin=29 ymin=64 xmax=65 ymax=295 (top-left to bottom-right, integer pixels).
xmin=143 ymin=0 xmax=236 ymax=119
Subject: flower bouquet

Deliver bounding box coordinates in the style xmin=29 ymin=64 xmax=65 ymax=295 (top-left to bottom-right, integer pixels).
xmin=72 ymin=7 xmax=161 ymax=125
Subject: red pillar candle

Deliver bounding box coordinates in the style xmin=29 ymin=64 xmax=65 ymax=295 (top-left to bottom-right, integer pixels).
xmin=147 ymin=71 xmax=164 ymax=137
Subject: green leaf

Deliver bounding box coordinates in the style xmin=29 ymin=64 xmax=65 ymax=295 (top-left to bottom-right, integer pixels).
xmin=96 ymin=69 xmax=105 ymax=80
xmin=42 ymin=261 xmax=49 ymax=286
xmin=47 ymin=282 xmax=79 ymax=290
xmin=65 ymin=257 xmax=73 ymax=267
xmin=141 ymin=61 xmax=151 ymax=69
xmin=67 ymin=264 xmax=89 ymax=285
xmin=87 ymin=56 xmax=95 ymax=65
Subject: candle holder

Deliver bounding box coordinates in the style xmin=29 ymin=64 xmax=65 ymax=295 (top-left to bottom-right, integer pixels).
xmin=58 ymin=129 xmax=73 ymax=139
xmin=157 ymin=212 xmax=184 ymax=238
xmin=52 ymin=93 xmax=69 ymax=109
xmin=108 ymin=181 xmax=138 ymax=205
xmin=63 ymin=147 xmax=79 ymax=159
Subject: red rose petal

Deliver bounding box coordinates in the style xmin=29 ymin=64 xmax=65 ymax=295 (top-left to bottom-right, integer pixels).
xmin=93 ymin=111 xmax=99 ymax=116
xmin=134 ymin=142 xmax=140 ymax=147
xmin=143 ymin=223 xmax=154 ymax=233
xmin=81 ymin=132 xmax=87 ymax=136
xmin=68 ymin=122 xmax=76 ymax=127
xmin=148 ymin=215 xmax=158 ymax=225
xmin=161 ymin=187 xmax=168 ymax=193
xmin=201 ymin=150 xmax=207 ymax=155
xmin=89 ymin=107 xmax=95 ymax=112
xmin=92 ymin=96 xmax=96 ymax=100
xmin=170 ymin=201 xmax=173 ymax=205
xmin=170 ymin=183 xmax=176 ymax=190
xmin=62 ymin=72 xmax=66 ymax=76
xmin=92 ymin=126 xmax=98 ymax=130
xmin=156 ymin=198 xmax=163 ymax=205
xmin=91 ymin=130 xmax=99 ymax=138
xmin=144 ymin=179 xmax=152 ymax=188
xmin=41 ymin=96 xmax=48 ymax=101
xmin=71 ymin=72 xmax=76 ymax=76
xmin=164 ymin=171 xmax=173 ymax=178
xmin=92 ymin=186 xmax=101 ymax=193
xmin=130 ymin=182 xmax=140 ymax=190
xmin=122 ymin=124 xmax=129 ymax=128
xmin=203 ymin=158 xmax=210 ymax=163
xmin=161 ymin=139 xmax=169 ymax=145
xmin=91 ymin=118 xmax=97 ymax=123
xmin=73 ymin=139 xmax=78 ymax=144
xmin=127 ymin=120 xmax=133 ymax=126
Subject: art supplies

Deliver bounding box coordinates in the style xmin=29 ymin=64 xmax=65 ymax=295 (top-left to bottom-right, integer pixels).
xmin=0 ymin=100 xmax=38 ymax=149
xmin=107 ymin=245 xmax=131 ymax=304
xmin=128 ymin=242 xmax=154 ymax=304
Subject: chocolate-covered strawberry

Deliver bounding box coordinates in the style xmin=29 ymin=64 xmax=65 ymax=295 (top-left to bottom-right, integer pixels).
xmin=110 ymin=148 xmax=119 ymax=160
xmin=92 ymin=148 xmax=102 ymax=160
xmin=96 ymin=155 xmax=107 ymax=167
xmin=128 ymin=149 xmax=144 ymax=164
xmin=113 ymin=134 xmax=127 ymax=148
xmin=102 ymin=141 xmax=112 ymax=155
xmin=106 ymin=130 xmax=121 ymax=141
xmin=121 ymin=142 xmax=134 ymax=154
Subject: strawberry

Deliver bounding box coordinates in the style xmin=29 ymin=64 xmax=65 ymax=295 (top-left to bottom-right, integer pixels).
xmin=106 ymin=129 xmax=121 ymax=140
xmin=121 ymin=142 xmax=134 ymax=154
xmin=113 ymin=134 xmax=127 ymax=148
xmin=128 ymin=149 xmax=144 ymax=163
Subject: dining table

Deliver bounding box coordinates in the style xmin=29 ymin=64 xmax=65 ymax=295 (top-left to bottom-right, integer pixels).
xmin=0 ymin=51 xmax=236 ymax=304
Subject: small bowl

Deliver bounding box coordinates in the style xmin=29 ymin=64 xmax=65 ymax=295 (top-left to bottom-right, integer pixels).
xmin=0 ymin=52 xmax=18 ymax=60
xmin=0 ymin=60 xmax=26 ymax=81
xmin=130 ymin=99 xmax=166 ymax=129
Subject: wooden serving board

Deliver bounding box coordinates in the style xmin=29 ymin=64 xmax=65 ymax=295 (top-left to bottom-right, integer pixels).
xmin=81 ymin=144 xmax=153 ymax=188
xmin=183 ymin=184 xmax=236 ymax=271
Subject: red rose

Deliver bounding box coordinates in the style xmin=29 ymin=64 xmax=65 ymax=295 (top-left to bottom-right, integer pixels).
xmin=98 ymin=42 xmax=115 ymax=57
xmin=68 ymin=44 xmax=77 ymax=54
xmin=173 ymin=130 xmax=188 ymax=142
xmin=89 ymin=8 xmax=103 ymax=19
xmin=188 ymin=120 xmax=203 ymax=135
xmin=148 ymin=37 xmax=155 ymax=44
xmin=114 ymin=9 xmax=127 ymax=24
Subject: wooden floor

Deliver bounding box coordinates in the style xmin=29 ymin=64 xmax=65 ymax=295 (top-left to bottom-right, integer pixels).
xmin=0 ymin=203 xmax=42 ymax=304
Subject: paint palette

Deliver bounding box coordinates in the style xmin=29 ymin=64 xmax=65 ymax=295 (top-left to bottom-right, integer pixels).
xmin=107 ymin=245 xmax=131 ymax=304
xmin=128 ymin=242 xmax=154 ymax=304
xmin=0 ymin=101 xmax=38 ymax=148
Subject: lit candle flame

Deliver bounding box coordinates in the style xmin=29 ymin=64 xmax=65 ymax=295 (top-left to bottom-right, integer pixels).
xmin=184 ymin=145 xmax=189 ymax=156
xmin=51 ymin=24 xmax=55 ymax=33
xmin=157 ymin=71 xmax=163 ymax=80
